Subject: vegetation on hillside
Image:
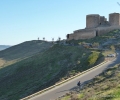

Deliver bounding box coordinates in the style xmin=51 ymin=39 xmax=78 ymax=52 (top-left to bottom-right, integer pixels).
xmin=0 ymin=40 xmax=52 ymax=68
xmin=58 ymin=64 xmax=120 ymax=100
xmin=0 ymin=29 xmax=120 ymax=100
xmin=0 ymin=44 xmax=103 ymax=100
xmin=56 ymin=29 xmax=120 ymax=100
xmin=87 ymin=51 xmax=100 ymax=66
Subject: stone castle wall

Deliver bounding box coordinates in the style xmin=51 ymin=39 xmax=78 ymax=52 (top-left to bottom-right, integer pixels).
xmin=86 ymin=14 xmax=100 ymax=28
xmin=67 ymin=12 xmax=120 ymax=41
xmin=67 ymin=29 xmax=96 ymax=40
xmin=67 ymin=26 xmax=120 ymax=40
xmin=109 ymin=13 xmax=120 ymax=26
xmin=100 ymin=16 xmax=106 ymax=25
xmin=67 ymin=33 xmax=74 ymax=40
xmin=97 ymin=26 xmax=120 ymax=36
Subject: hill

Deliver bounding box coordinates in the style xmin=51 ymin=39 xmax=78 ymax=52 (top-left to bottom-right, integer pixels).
xmin=0 ymin=45 xmax=10 ymax=51
xmin=58 ymin=64 xmax=120 ymax=100
xmin=0 ymin=44 xmax=103 ymax=100
xmin=0 ymin=29 xmax=120 ymax=100
xmin=56 ymin=29 xmax=120 ymax=100
xmin=0 ymin=40 xmax=53 ymax=68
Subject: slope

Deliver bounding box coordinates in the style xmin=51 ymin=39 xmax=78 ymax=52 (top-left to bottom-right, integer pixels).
xmin=59 ymin=64 xmax=120 ymax=100
xmin=1 ymin=29 xmax=120 ymax=100
xmin=0 ymin=40 xmax=52 ymax=68
xmin=0 ymin=44 xmax=103 ymax=100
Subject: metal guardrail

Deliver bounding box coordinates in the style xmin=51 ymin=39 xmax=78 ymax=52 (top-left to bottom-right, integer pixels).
xmin=21 ymin=60 xmax=109 ymax=100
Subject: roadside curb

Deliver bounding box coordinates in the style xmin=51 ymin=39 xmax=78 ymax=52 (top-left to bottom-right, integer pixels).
xmin=21 ymin=60 xmax=109 ymax=100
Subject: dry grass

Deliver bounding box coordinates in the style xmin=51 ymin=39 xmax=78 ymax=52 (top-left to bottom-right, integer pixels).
xmin=59 ymin=64 xmax=120 ymax=100
xmin=102 ymin=50 xmax=115 ymax=56
xmin=0 ymin=58 xmax=5 ymax=67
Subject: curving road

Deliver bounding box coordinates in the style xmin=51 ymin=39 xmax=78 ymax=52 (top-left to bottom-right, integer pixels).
xmin=29 ymin=51 xmax=120 ymax=100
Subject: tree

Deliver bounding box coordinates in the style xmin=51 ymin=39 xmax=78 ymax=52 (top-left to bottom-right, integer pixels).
xmin=43 ymin=37 xmax=45 ymax=41
xmin=58 ymin=37 xmax=61 ymax=41
xmin=56 ymin=37 xmax=61 ymax=44
xmin=52 ymin=38 xmax=54 ymax=41
xmin=52 ymin=38 xmax=54 ymax=44
xmin=110 ymin=45 xmax=115 ymax=51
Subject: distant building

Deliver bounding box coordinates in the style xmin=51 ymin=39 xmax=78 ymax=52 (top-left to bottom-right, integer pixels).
xmin=67 ymin=12 xmax=120 ymax=40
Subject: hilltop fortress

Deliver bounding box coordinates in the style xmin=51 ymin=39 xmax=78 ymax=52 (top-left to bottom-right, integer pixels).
xmin=67 ymin=12 xmax=120 ymax=40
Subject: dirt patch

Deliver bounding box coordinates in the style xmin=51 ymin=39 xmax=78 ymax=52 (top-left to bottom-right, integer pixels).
xmin=0 ymin=58 xmax=5 ymax=67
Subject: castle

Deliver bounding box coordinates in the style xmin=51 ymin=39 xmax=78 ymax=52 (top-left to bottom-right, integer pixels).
xmin=67 ymin=12 xmax=120 ymax=40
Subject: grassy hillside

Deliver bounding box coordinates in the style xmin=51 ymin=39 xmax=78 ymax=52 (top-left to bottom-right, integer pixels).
xmin=57 ymin=29 xmax=120 ymax=100
xmin=0 ymin=44 xmax=103 ymax=100
xmin=0 ymin=40 xmax=52 ymax=68
xmin=58 ymin=64 xmax=120 ymax=100
xmin=0 ymin=29 xmax=120 ymax=100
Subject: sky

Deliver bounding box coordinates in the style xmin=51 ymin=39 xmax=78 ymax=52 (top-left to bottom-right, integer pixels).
xmin=0 ymin=0 xmax=120 ymax=45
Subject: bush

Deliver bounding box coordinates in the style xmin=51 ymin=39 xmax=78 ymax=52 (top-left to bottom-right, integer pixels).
xmin=87 ymin=51 xmax=100 ymax=66
xmin=110 ymin=45 xmax=115 ymax=51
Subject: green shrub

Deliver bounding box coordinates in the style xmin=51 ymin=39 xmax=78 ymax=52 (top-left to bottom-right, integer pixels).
xmin=87 ymin=51 xmax=100 ymax=66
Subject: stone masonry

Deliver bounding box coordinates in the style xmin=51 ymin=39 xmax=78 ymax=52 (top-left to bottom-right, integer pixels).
xmin=67 ymin=12 xmax=120 ymax=40
xmin=109 ymin=13 xmax=120 ymax=26
xmin=86 ymin=14 xmax=100 ymax=28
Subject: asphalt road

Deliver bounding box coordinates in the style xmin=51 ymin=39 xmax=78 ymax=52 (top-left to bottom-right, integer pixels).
xmin=29 ymin=51 xmax=120 ymax=100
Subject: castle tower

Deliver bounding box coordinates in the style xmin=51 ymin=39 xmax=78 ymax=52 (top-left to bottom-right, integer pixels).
xmin=100 ymin=16 xmax=106 ymax=25
xmin=109 ymin=13 xmax=120 ymax=26
xmin=86 ymin=14 xmax=100 ymax=28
